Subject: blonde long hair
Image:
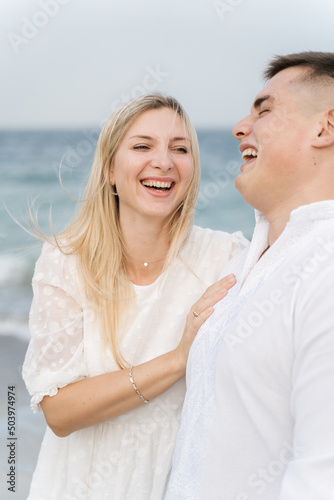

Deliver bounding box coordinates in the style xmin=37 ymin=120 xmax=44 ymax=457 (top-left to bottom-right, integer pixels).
xmin=48 ymin=94 xmax=200 ymax=368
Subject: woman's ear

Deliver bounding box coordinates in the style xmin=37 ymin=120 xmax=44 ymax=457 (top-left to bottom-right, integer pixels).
xmin=105 ymin=161 xmax=115 ymax=186
xmin=312 ymin=109 xmax=334 ymax=148
xmin=109 ymin=168 xmax=115 ymax=186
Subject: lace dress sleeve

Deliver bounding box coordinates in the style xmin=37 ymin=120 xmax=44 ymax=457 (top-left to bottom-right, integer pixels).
xmin=22 ymin=242 xmax=88 ymax=413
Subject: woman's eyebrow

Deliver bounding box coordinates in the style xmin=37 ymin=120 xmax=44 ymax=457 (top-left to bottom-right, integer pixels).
xmin=170 ymin=137 xmax=191 ymax=142
xmin=128 ymin=135 xmax=190 ymax=142
xmin=129 ymin=134 xmax=153 ymax=140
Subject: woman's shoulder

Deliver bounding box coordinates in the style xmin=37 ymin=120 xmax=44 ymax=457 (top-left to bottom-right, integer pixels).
xmin=36 ymin=239 xmax=77 ymax=268
xmin=179 ymin=225 xmax=249 ymax=278
xmin=33 ymin=240 xmax=79 ymax=292
xmin=187 ymin=225 xmax=249 ymax=253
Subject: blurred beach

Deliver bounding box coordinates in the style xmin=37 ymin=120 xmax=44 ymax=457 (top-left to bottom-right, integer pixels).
xmin=0 ymin=128 xmax=255 ymax=499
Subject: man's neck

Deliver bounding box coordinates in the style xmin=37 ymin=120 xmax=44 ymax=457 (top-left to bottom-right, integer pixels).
xmin=267 ymin=215 xmax=290 ymax=246
xmin=266 ymin=197 xmax=334 ymax=245
xmin=263 ymin=184 xmax=334 ymax=245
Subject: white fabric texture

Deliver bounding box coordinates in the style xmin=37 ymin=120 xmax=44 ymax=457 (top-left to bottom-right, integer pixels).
xmin=166 ymin=201 xmax=334 ymax=500
xmin=22 ymin=226 xmax=247 ymax=500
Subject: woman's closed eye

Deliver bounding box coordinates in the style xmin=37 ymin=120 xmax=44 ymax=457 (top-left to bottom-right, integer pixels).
xmin=132 ymin=143 xmax=188 ymax=153
xmin=133 ymin=145 xmax=150 ymax=150
xmin=173 ymin=146 xmax=188 ymax=154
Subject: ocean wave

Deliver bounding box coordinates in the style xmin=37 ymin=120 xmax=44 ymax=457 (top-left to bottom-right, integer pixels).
xmin=0 ymin=254 xmax=35 ymax=286
xmin=0 ymin=317 xmax=30 ymax=341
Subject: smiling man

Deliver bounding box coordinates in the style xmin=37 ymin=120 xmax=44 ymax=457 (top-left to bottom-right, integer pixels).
xmin=165 ymin=52 xmax=334 ymax=500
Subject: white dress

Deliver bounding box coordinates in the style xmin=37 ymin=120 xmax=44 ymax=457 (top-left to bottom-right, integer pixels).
xmin=22 ymin=225 xmax=247 ymax=500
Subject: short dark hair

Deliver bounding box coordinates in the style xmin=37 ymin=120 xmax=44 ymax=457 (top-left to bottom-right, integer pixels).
xmin=264 ymin=51 xmax=334 ymax=82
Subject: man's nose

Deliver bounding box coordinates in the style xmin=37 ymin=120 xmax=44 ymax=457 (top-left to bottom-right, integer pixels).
xmin=232 ymin=115 xmax=252 ymax=140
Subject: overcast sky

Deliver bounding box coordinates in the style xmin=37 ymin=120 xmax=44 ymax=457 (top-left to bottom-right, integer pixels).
xmin=1 ymin=0 xmax=334 ymax=129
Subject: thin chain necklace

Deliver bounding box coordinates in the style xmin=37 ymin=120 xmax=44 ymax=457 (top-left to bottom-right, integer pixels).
xmin=125 ymin=254 xmax=167 ymax=269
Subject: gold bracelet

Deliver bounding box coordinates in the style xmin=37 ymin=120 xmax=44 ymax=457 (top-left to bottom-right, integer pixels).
xmin=129 ymin=366 xmax=149 ymax=404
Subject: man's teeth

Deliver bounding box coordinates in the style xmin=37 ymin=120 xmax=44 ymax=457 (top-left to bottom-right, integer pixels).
xmin=141 ymin=180 xmax=172 ymax=189
xmin=242 ymin=148 xmax=258 ymax=161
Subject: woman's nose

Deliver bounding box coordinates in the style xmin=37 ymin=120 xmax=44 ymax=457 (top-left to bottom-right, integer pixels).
xmin=151 ymin=147 xmax=173 ymax=171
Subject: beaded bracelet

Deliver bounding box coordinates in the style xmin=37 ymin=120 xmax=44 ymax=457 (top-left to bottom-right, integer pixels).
xmin=129 ymin=366 xmax=149 ymax=404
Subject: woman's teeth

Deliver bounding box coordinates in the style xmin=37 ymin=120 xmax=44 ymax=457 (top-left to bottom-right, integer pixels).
xmin=141 ymin=180 xmax=173 ymax=190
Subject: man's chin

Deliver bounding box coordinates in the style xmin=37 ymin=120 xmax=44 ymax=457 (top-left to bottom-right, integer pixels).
xmin=234 ymin=173 xmax=244 ymax=193
xmin=234 ymin=176 xmax=261 ymax=210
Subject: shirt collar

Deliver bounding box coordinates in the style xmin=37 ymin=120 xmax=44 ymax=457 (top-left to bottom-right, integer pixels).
xmin=255 ymin=200 xmax=334 ymax=228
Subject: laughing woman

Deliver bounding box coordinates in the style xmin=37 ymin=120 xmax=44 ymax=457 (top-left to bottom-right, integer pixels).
xmin=22 ymin=94 xmax=247 ymax=499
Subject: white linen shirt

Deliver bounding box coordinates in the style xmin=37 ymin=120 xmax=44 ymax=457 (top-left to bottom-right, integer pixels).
xmin=166 ymin=201 xmax=334 ymax=500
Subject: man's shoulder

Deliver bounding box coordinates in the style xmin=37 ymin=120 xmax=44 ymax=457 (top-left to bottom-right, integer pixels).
xmin=282 ymin=230 xmax=334 ymax=279
xmin=269 ymin=229 xmax=334 ymax=313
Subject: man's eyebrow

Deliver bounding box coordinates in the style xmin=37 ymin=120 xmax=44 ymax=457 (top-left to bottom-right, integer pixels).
xmin=251 ymin=95 xmax=274 ymax=111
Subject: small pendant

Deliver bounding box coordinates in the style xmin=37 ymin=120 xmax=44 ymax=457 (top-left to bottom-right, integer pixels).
xmin=143 ymin=262 xmax=148 ymax=267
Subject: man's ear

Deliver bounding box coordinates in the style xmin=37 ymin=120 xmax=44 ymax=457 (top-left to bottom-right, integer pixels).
xmin=312 ymin=109 xmax=334 ymax=148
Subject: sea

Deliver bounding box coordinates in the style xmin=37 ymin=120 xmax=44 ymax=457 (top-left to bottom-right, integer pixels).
xmin=0 ymin=128 xmax=255 ymax=343
xmin=0 ymin=129 xmax=255 ymax=499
